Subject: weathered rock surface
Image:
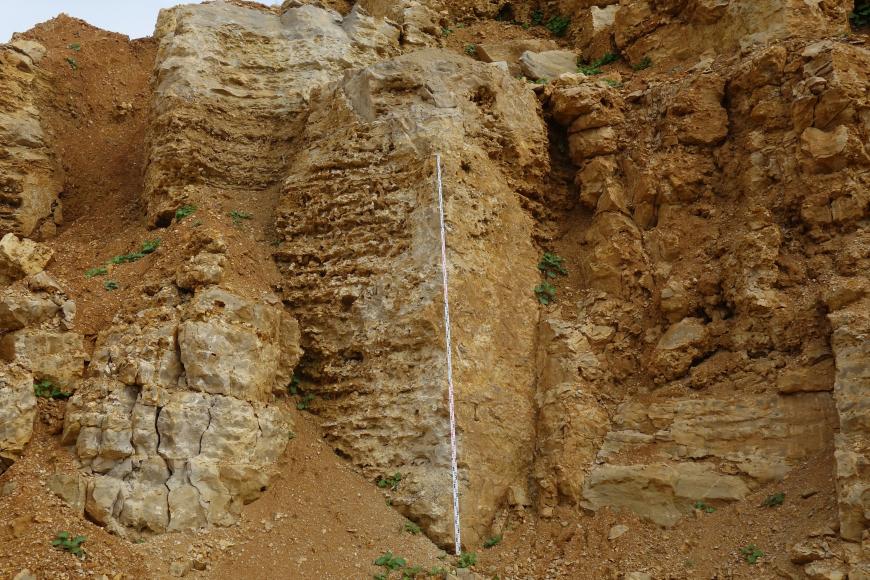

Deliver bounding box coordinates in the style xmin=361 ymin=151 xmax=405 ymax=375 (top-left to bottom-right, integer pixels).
xmin=0 ymin=234 xmax=53 ymax=285
xmin=519 ymin=50 xmax=578 ymax=81
xmin=0 ymin=43 xmax=63 ymax=237
xmin=274 ymin=48 xmax=547 ymax=545
xmin=538 ymin=35 xmax=870 ymax=538
xmin=64 ymin=286 xmax=302 ymax=533
xmin=0 ymin=365 xmax=35 ymax=474
xmin=144 ymin=1 xmax=403 ymax=225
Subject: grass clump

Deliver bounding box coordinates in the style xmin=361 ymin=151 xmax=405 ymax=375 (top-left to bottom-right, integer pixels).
xmin=67 ymin=43 xmax=81 ymax=51
xmin=52 ymin=531 xmax=86 ymax=558
xmin=34 ymin=379 xmax=71 ymax=400
xmin=229 ymin=210 xmax=253 ymax=226
xmin=741 ymin=544 xmax=764 ymax=565
xmin=104 ymin=280 xmax=119 ymax=291
xmin=578 ymin=53 xmax=621 ymax=76
xmin=441 ymin=27 xmax=453 ymax=36
xmin=693 ymin=500 xmax=715 ymax=513
xmin=65 ymin=57 xmax=78 ymax=70
xmin=378 ymin=472 xmax=402 ymax=491
xmin=85 ymin=266 xmax=107 ymax=278
xmin=374 ymin=551 xmax=406 ymax=570
xmin=403 ymin=521 xmax=421 ymax=535
xmin=483 ymin=534 xmax=502 ymax=548
xmin=175 ymin=204 xmax=196 ymax=222
xmin=761 ymin=492 xmax=785 ymax=508
xmin=457 ymin=552 xmax=477 ymax=568
xmin=464 ymin=44 xmax=476 ymax=56
xmin=545 ymin=15 xmax=570 ymax=36
xmin=632 ymin=56 xmax=653 ymax=71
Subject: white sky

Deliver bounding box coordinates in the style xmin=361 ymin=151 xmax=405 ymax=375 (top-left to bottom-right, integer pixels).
xmin=3 ymin=1 xmax=283 ymax=43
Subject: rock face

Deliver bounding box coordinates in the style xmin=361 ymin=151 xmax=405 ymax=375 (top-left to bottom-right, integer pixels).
xmin=274 ymin=48 xmax=547 ymax=545
xmin=143 ymin=1 xmax=403 ymax=225
xmin=539 ymin=34 xmax=869 ymax=539
xmin=0 ymin=236 xmax=77 ymax=473
xmin=0 ymin=43 xmax=63 ymax=237
xmin=62 ymin=286 xmax=301 ymax=533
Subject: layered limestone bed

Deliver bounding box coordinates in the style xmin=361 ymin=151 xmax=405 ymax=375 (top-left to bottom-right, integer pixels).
xmin=0 ymin=42 xmax=62 ymax=237
xmin=0 ymin=0 xmax=868 ymax=575
xmin=274 ymin=48 xmax=546 ymax=544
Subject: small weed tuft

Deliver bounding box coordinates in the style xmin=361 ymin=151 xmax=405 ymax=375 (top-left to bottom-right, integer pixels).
xmin=632 ymin=56 xmax=653 ymax=71
xmin=66 ymin=57 xmax=78 ymax=70
xmin=402 ymin=565 xmax=423 ymax=579
xmin=741 ymin=544 xmax=764 ymax=565
xmin=457 ymin=552 xmax=477 ymax=568
xmin=104 ymin=280 xmax=119 ymax=291
xmin=534 ymin=78 xmax=548 ymax=85
xmin=464 ymin=44 xmax=476 ymax=56
xmin=175 ymin=204 xmax=196 ymax=222
xmin=374 ymin=551 xmax=407 ymax=570
xmin=693 ymin=500 xmax=716 ymax=513
xmin=140 ymin=239 xmax=161 ymax=254
xmin=441 ymin=27 xmax=453 ymax=36
xmin=296 ymin=393 xmax=315 ymax=411
xmin=761 ymin=492 xmax=785 ymax=508
xmin=68 ymin=43 xmax=81 ymax=51
xmin=52 ymin=531 xmax=86 ymax=558
xmin=538 ymin=252 xmax=567 ymax=278
xmin=605 ymin=79 xmax=623 ymax=88
xmin=428 ymin=567 xmax=447 ymax=577
xmin=229 ymin=210 xmax=253 ymax=226
xmin=378 ymin=472 xmax=402 ymax=491
xmin=289 ymin=373 xmax=301 ymax=395
xmin=85 ymin=266 xmax=107 ymax=278
xmin=484 ymin=534 xmax=502 ymax=548
xmin=531 ymin=9 xmax=544 ymax=25
xmin=534 ymin=282 xmax=557 ymax=305
xmin=404 ymin=521 xmax=421 ymax=535
xmin=545 ymin=15 xmax=570 ymax=36
xmin=34 ymin=379 xmax=71 ymax=400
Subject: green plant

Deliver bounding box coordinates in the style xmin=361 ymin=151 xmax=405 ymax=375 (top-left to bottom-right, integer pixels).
xmin=229 ymin=210 xmax=252 ymax=226
xmin=850 ymin=1 xmax=870 ymax=27
xmin=289 ymin=373 xmax=301 ymax=395
xmin=531 ymin=9 xmax=544 ymax=25
xmin=484 ymin=534 xmax=502 ymax=548
xmin=464 ymin=44 xmax=476 ymax=56
xmin=374 ymin=575 xmax=387 ymax=580
xmin=578 ymin=64 xmax=603 ymax=76
xmin=34 ymin=379 xmax=71 ymax=400
xmin=538 ymin=252 xmax=567 ymax=278
xmin=595 ymin=52 xmax=620 ymax=66
xmin=296 ymin=393 xmax=315 ymax=410
xmin=287 ymin=431 xmax=295 ymax=440
xmin=741 ymin=544 xmax=764 ymax=565
xmin=52 ymin=531 xmax=86 ymax=558
xmin=175 ymin=204 xmax=196 ymax=222
xmin=534 ymin=78 xmax=548 ymax=85
xmin=428 ymin=567 xmax=447 ymax=577
xmin=85 ymin=266 xmax=108 ymax=278
xmin=378 ymin=472 xmax=402 ymax=491
xmin=66 ymin=57 xmax=78 ymax=70
xmin=68 ymin=43 xmax=81 ymax=51
xmin=441 ymin=27 xmax=453 ymax=36
xmin=140 ymin=239 xmax=161 ymax=254
xmin=104 ymin=280 xmax=119 ymax=291
xmin=404 ymin=522 xmax=421 ymax=535
xmin=456 ymin=552 xmax=477 ymax=568
xmin=761 ymin=492 xmax=785 ymax=508
xmin=545 ymin=15 xmax=570 ymax=36
xmin=374 ymin=551 xmax=407 ymax=570
xmin=578 ymin=53 xmax=621 ymax=76
xmin=632 ymin=56 xmax=653 ymax=71
xmin=403 ymin=565 xmax=423 ymax=579
xmin=534 ymin=282 xmax=557 ymax=305
xmin=693 ymin=500 xmax=716 ymax=513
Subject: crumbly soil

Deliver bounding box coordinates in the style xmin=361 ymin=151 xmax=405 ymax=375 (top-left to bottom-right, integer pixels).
xmin=0 ymin=10 xmax=850 ymax=580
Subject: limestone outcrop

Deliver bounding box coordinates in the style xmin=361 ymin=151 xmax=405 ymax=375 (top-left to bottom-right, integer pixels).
xmin=62 ymin=285 xmax=302 ymax=534
xmin=274 ymin=48 xmax=547 ymax=545
xmin=0 ymin=43 xmax=63 ymax=238
xmin=537 ymin=34 xmax=869 ymax=545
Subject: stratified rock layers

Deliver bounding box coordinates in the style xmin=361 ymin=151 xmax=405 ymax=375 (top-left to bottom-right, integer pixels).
xmin=274 ymin=49 xmax=547 ymax=545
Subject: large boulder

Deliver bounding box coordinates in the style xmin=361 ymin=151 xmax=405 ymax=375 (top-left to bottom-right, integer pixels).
xmin=0 ymin=365 xmax=35 ymax=473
